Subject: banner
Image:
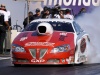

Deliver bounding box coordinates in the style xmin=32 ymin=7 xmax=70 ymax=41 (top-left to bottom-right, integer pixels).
xmin=30 ymin=0 xmax=100 ymax=15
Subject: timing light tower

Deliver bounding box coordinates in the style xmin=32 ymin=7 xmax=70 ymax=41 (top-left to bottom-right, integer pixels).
xmin=13 ymin=0 xmax=44 ymax=24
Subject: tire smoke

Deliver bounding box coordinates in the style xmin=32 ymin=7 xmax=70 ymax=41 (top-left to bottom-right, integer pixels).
xmin=76 ymin=7 xmax=100 ymax=63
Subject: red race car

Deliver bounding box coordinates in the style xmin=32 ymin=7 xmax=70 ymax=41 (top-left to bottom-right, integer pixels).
xmin=11 ymin=19 xmax=90 ymax=66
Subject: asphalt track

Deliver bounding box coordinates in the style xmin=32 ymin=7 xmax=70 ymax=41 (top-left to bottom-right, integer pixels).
xmin=0 ymin=57 xmax=100 ymax=75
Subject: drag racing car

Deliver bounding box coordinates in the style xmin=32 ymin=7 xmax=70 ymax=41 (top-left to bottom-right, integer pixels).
xmin=11 ymin=19 xmax=90 ymax=66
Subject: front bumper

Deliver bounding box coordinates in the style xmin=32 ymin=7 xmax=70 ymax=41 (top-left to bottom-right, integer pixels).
xmin=12 ymin=52 xmax=74 ymax=65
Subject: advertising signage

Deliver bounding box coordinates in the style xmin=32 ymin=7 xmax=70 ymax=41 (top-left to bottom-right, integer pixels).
xmin=40 ymin=0 xmax=100 ymax=14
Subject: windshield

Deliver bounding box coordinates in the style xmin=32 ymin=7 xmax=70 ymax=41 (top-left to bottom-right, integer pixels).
xmin=23 ymin=21 xmax=74 ymax=32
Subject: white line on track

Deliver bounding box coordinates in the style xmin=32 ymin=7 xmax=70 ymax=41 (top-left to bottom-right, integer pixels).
xmin=0 ymin=57 xmax=11 ymax=60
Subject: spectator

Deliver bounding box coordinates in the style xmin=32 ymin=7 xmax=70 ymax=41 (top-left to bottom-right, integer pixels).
xmin=59 ymin=10 xmax=64 ymax=19
xmin=1 ymin=4 xmax=12 ymax=29
xmin=41 ymin=6 xmax=48 ymax=15
xmin=42 ymin=8 xmax=51 ymax=18
xmin=75 ymin=8 xmax=86 ymax=19
xmin=34 ymin=8 xmax=42 ymax=19
xmin=23 ymin=11 xmax=34 ymax=28
xmin=7 ymin=10 xmax=11 ymax=29
xmin=0 ymin=4 xmax=10 ymax=54
xmin=63 ymin=9 xmax=74 ymax=20
xmin=0 ymin=4 xmax=11 ymax=30
xmin=52 ymin=4 xmax=61 ymax=19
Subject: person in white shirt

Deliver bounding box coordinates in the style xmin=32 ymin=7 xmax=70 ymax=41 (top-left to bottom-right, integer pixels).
xmin=0 ymin=10 xmax=9 ymax=22
xmin=60 ymin=9 xmax=74 ymax=20
xmin=0 ymin=4 xmax=10 ymax=27
xmin=51 ymin=4 xmax=61 ymax=19
xmin=0 ymin=4 xmax=10 ymax=54
xmin=64 ymin=9 xmax=74 ymax=20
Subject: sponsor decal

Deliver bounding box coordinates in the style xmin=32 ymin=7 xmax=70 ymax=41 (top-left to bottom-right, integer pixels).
xmin=78 ymin=55 xmax=86 ymax=62
xmin=43 ymin=0 xmax=100 ymax=6
xmin=20 ymin=33 xmax=28 ymax=41
xmin=30 ymin=0 xmax=100 ymax=17
xmin=23 ymin=33 xmax=28 ymax=37
xmin=25 ymin=42 xmax=55 ymax=47
xmin=31 ymin=59 xmax=45 ymax=63
xmin=68 ymin=56 xmax=74 ymax=63
xmin=80 ymin=38 xmax=86 ymax=53
xmin=20 ymin=37 xmax=28 ymax=41
xmin=59 ymin=32 xmax=67 ymax=41
xmin=60 ymin=32 xmax=67 ymax=36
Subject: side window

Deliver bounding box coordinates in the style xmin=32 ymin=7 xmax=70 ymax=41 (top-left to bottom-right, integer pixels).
xmin=73 ymin=22 xmax=83 ymax=34
xmin=77 ymin=23 xmax=84 ymax=32
xmin=73 ymin=22 xmax=80 ymax=34
xmin=23 ymin=23 xmax=32 ymax=31
xmin=23 ymin=22 xmax=38 ymax=31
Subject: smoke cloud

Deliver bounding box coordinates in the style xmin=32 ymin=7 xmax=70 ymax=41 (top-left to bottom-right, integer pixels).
xmin=76 ymin=6 xmax=100 ymax=63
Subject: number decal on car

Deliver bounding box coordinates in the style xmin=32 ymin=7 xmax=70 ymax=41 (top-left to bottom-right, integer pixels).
xmin=80 ymin=38 xmax=86 ymax=53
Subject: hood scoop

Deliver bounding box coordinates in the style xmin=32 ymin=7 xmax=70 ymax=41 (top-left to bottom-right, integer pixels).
xmin=38 ymin=26 xmax=46 ymax=33
xmin=37 ymin=22 xmax=53 ymax=35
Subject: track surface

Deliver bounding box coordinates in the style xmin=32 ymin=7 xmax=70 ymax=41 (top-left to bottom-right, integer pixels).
xmin=0 ymin=57 xmax=100 ymax=75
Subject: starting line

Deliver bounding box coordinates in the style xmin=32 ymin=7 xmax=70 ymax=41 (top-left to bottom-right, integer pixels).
xmin=0 ymin=57 xmax=11 ymax=60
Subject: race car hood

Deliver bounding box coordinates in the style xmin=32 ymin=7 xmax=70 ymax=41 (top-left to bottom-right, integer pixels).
xmin=13 ymin=31 xmax=75 ymax=48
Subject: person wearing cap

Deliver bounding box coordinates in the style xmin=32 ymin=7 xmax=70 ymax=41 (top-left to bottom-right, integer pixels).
xmin=33 ymin=8 xmax=42 ymax=20
xmin=51 ymin=4 xmax=61 ymax=19
xmin=42 ymin=7 xmax=51 ymax=18
xmin=0 ymin=4 xmax=11 ymax=54
xmin=23 ymin=11 xmax=34 ymax=28
xmin=41 ymin=6 xmax=48 ymax=15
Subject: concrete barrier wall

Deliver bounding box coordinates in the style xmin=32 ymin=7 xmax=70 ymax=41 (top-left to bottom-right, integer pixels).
xmin=3 ymin=30 xmax=20 ymax=50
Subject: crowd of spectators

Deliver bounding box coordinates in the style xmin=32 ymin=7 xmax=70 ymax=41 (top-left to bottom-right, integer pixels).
xmin=23 ymin=4 xmax=79 ymax=28
xmin=23 ymin=4 xmax=86 ymax=28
